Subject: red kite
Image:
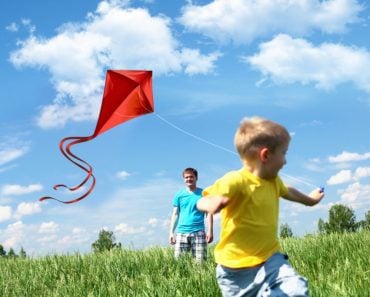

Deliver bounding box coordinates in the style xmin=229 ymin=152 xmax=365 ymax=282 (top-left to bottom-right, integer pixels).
xmin=40 ymin=70 xmax=154 ymax=204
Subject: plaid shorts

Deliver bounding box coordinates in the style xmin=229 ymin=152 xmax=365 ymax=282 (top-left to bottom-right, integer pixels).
xmin=174 ymin=230 xmax=207 ymax=262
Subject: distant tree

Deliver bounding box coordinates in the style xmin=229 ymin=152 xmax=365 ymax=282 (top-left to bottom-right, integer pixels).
xmin=364 ymin=210 xmax=370 ymax=229
xmin=317 ymin=218 xmax=327 ymax=235
xmin=321 ymin=204 xmax=357 ymax=234
xmin=91 ymin=229 xmax=122 ymax=253
xmin=357 ymin=210 xmax=370 ymax=230
xmin=7 ymin=248 xmax=17 ymax=258
xmin=19 ymin=246 xmax=27 ymax=258
xmin=280 ymin=223 xmax=293 ymax=238
xmin=0 ymin=244 xmax=6 ymax=257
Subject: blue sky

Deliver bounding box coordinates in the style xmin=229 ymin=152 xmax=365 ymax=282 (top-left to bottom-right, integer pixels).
xmin=1 ymin=0 xmax=369 ymax=256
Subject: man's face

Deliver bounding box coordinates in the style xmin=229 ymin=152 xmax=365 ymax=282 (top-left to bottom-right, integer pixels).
xmin=183 ymin=172 xmax=197 ymax=188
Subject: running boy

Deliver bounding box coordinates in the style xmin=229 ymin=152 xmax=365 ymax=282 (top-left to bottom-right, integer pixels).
xmin=169 ymin=167 xmax=213 ymax=262
xmin=197 ymin=116 xmax=324 ymax=296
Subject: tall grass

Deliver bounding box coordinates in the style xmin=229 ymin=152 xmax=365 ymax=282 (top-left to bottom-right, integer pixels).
xmin=0 ymin=247 xmax=219 ymax=297
xmin=281 ymin=230 xmax=369 ymax=297
xmin=0 ymin=231 xmax=368 ymax=296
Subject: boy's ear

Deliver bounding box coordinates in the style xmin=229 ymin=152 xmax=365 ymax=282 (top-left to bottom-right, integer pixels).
xmin=259 ymin=147 xmax=270 ymax=162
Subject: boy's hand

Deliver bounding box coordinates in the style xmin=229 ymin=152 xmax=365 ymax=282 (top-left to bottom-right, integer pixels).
xmin=284 ymin=186 xmax=325 ymax=206
xmin=309 ymin=188 xmax=325 ymax=205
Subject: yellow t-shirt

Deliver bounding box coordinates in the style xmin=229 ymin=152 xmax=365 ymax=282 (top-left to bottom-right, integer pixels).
xmin=203 ymin=167 xmax=288 ymax=268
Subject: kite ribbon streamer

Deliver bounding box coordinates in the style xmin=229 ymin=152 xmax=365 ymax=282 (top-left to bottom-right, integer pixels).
xmin=39 ymin=70 xmax=154 ymax=204
xmin=39 ymin=136 xmax=96 ymax=204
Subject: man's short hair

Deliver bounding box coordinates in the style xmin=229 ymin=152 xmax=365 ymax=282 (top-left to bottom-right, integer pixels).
xmin=183 ymin=167 xmax=198 ymax=178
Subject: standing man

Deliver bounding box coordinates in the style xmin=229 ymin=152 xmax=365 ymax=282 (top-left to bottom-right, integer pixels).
xmin=169 ymin=167 xmax=213 ymax=262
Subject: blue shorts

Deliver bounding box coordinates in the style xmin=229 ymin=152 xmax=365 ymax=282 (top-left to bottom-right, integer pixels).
xmin=216 ymin=252 xmax=308 ymax=297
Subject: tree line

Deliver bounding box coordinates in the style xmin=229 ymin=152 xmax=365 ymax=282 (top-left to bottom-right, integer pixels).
xmin=93 ymin=203 xmax=370 ymax=251
xmin=280 ymin=204 xmax=370 ymax=238
xmin=1 ymin=204 xmax=368 ymax=256
xmin=0 ymin=245 xmax=27 ymax=258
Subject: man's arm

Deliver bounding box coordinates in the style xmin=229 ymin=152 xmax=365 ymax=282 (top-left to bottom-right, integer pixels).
xmin=282 ymin=187 xmax=324 ymax=206
xmin=169 ymin=207 xmax=179 ymax=245
xmin=205 ymin=213 xmax=214 ymax=243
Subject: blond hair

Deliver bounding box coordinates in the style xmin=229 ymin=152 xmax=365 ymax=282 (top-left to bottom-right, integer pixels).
xmin=234 ymin=116 xmax=290 ymax=161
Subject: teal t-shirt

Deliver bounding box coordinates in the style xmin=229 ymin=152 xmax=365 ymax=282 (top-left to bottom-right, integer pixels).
xmin=173 ymin=188 xmax=205 ymax=233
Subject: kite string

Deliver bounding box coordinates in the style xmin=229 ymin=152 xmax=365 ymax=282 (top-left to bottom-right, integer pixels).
xmin=124 ymin=94 xmax=320 ymax=190
xmin=154 ymin=113 xmax=237 ymax=155
xmin=154 ymin=112 xmax=321 ymax=190
xmin=279 ymin=172 xmax=320 ymax=189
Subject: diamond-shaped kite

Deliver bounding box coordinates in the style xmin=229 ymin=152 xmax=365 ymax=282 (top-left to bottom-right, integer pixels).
xmin=40 ymin=70 xmax=154 ymax=204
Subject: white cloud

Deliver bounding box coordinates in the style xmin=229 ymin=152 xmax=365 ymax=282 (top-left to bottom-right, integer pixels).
xmin=116 ymin=170 xmax=131 ymax=180
xmin=93 ymin=178 xmax=182 ymax=239
xmin=72 ymin=227 xmax=86 ymax=235
xmin=148 ymin=217 xmax=158 ymax=227
xmin=1 ymin=183 xmax=43 ymax=196
xmin=327 ymin=166 xmax=370 ymax=185
xmin=247 ymin=34 xmax=370 ymax=92
xmin=354 ymin=167 xmax=370 ymax=180
xmin=0 ymin=147 xmax=28 ymax=166
xmin=179 ymin=0 xmax=363 ymax=44
xmin=328 ymin=151 xmax=370 ymax=163
xmin=3 ymin=221 xmax=25 ymax=249
xmin=305 ymin=158 xmax=325 ymax=172
xmin=299 ymin=120 xmax=323 ymax=127
xmin=286 ymin=200 xmax=331 ymax=215
xmin=115 ymin=223 xmax=145 ymax=234
xmin=5 ymin=22 xmax=19 ymax=32
xmin=56 ymin=227 xmax=90 ymax=249
xmin=161 ymin=219 xmax=170 ymax=228
xmin=0 ymin=164 xmax=17 ymax=174
xmin=6 ymin=221 xmax=25 ymax=233
xmin=179 ymin=48 xmax=221 ymax=75
xmin=0 ymin=136 xmax=30 ymax=167
xmin=21 ymin=18 xmax=36 ymax=34
xmin=155 ymin=170 xmax=167 ymax=177
xmin=0 ymin=206 xmax=12 ymax=223
xmin=338 ymin=182 xmax=370 ymax=209
xmin=3 ymin=237 xmax=20 ymax=250
xmin=39 ymin=221 xmax=59 ymax=234
xmin=327 ymin=169 xmax=352 ymax=185
xmin=38 ymin=234 xmax=58 ymax=244
xmin=57 ymin=233 xmax=90 ymax=247
xmin=15 ymin=202 xmax=42 ymax=218
xmin=6 ymin=19 xmax=35 ymax=34
xmin=9 ymin=0 xmax=219 ymax=129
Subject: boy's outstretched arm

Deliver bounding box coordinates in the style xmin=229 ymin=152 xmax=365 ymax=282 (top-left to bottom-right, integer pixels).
xmin=283 ymin=187 xmax=325 ymax=206
xmin=197 ymin=196 xmax=229 ymax=214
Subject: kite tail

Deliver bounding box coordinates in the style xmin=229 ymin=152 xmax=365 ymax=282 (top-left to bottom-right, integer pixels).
xmin=39 ymin=136 xmax=96 ymax=204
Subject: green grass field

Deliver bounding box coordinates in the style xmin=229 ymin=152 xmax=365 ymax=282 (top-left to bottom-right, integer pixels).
xmin=0 ymin=230 xmax=368 ymax=297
